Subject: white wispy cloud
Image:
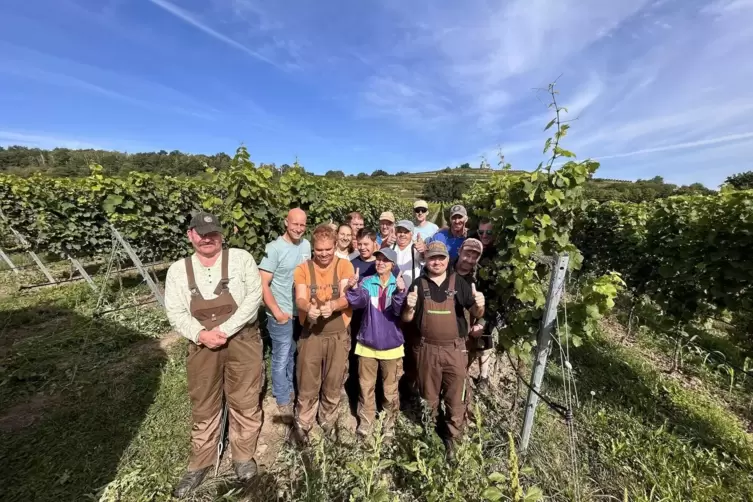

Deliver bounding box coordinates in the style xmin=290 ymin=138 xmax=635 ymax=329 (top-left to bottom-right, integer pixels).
xmin=594 ymin=132 xmax=753 ymax=160
xmin=0 ymin=130 xmax=100 ymax=150
xmin=148 ymin=0 xmax=295 ymax=70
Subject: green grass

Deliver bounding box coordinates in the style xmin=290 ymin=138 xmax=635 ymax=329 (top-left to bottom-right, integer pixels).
xmin=2 ymin=273 xmax=753 ymax=501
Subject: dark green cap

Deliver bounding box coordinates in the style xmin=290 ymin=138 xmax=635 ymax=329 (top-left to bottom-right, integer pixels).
xmin=189 ymin=211 xmax=222 ymax=236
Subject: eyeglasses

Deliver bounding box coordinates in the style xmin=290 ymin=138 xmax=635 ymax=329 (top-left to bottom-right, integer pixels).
xmin=414 ymin=208 xmax=428 ymax=214
xmin=478 ymin=230 xmax=493 ymax=236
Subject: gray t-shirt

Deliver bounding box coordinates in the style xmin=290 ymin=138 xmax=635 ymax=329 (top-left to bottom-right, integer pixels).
xmin=258 ymin=236 xmax=311 ymax=315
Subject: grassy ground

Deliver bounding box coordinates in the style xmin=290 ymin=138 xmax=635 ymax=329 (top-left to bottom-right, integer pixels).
xmin=2 ymin=265 xmax=752 ymax=501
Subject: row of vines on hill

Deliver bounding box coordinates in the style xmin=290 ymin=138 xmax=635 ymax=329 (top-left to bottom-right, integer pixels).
xmin=0 ymin=146 xmax=412 ymax=262
xmin=572 ymin=189 xmax=753 ymax=344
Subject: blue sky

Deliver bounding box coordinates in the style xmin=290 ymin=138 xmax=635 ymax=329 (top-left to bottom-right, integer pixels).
xmin=1 ymin=0 xmax=752 ymax=187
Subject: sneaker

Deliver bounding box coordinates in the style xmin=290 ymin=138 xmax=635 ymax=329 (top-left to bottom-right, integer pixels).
xmin=233 ymin=459 xmax=258 ymax=481
xmin=172 ymin=467 xmax=210 ymax=498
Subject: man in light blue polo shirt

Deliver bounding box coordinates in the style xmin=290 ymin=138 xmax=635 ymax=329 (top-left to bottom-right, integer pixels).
xmin=259 ymin=208 xmax=311 ymax=422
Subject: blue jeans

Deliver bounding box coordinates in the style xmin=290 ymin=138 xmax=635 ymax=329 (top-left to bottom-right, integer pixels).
xmin=267 ymin=317 xmax=296 ymax=405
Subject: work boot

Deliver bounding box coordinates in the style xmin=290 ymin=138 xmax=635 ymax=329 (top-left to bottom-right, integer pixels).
xmin=233 ymin=459 xmax=258 ymax=481
xmin=477 ymin=377 xmax=490 ymax=392
xmin=444 ymin=439 xmax=458 ymax=464
xmin=320 ymin=421 xmax=335 ymax=438
xmin=293 ymin=425 xmax=310 ymax=447
xmin=356 ymin=421 xmax=370 ymax=440
xmin=172 ymin=467 xmax=210 ymax=498
xmin=277 ymin=402 xmax=294 ymax=425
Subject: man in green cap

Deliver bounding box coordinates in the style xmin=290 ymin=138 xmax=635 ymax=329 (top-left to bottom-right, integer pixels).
xmin=165 ymin=211 xmax=263 ymax=498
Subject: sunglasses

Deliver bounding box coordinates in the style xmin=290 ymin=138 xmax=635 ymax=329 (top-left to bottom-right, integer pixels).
xmin=478 ymin=230 xmax=493 ymax=236
xmin=414 ymin=208 xmax=428 ymax=214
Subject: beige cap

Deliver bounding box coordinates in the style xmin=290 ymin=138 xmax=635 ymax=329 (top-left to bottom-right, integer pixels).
xmin=379 ymin=211 xmax=395 ymax=223
xmin=413 ymin=200 xmax=429 ymax=209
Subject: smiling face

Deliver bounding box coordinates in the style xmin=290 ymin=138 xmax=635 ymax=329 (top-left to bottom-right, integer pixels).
xmin=375 ymin=254 xmax=393 ymax=276
xmin=396 ymin=227 xmax=412 ymax=248
xmin=450 ymin=215 xmax=466 ymax=235
xmin=357 ymin=235 xmax=375 ymax=259
xmin=414 ymin=207 xmax=428 ymax=223
xmin=188 ymin=228 xmax=223 ymax=257
xmin=456 ymin=247 xmax=480 ymax=275
xmin=337 ymin=226 xmax=352 ymax=250
xmin=350 ymin=217 xmax=364 ymax=233
xmin=313 ymin=236 xmax=335 ymax=267
xmin=478 ymin=221 xmax=494 ymax=247
xmin=379 ymin=219 xmax=394 ymax=237
xmin=285 ymin=208 xmax=307 ymax=242
xmin=426 ymin=254 xmax=449 ymax=275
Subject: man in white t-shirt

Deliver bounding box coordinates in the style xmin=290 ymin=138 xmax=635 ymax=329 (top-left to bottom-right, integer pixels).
xmin=389 ymin=220 xmax=423 ymax=287
xmin=413 ymin=200 xmax=439 ymax=242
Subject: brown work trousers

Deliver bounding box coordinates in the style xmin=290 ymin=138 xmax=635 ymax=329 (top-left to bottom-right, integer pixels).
xmin=295 ymin=329 xmax=350 ymax=432
xmin=358 ymin=356 xmax=403 ymax=429
xmin=186 ymin=325 xmax=264 ymax=470
xmin=415 ymin=338 xmax=468 ymax=439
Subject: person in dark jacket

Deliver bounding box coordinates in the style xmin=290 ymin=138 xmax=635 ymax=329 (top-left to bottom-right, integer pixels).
xmin=346 ymin=247 xmax=407 ymax=438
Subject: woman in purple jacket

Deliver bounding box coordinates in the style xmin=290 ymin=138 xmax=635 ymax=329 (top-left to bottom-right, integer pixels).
xmin=345 ymin=247 xmax=407 ymax=438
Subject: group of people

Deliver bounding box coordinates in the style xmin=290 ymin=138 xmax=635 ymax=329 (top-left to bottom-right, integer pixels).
xmin=164 ymin=200 xmax=499 ymax=498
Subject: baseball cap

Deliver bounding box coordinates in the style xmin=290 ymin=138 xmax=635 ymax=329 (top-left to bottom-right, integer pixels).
xmin=396 ymin=220 xmax=414 ymax=232
xmin=460 ymin=238 xmax=483 ymax=255
xmin=189 ymin=211 xmax=222 ymax=236
xmin=379 ymin=211 xmax=395 ymax=223
xmin=450 ymin=204 xmax=468 ymax=218
xmin=374 ymin=247 xmax=398 ymax=263
xmin=425 ymin=241 xmax=449 ymax=259
xmin=413 ymin=200 xmax=429 ymax=210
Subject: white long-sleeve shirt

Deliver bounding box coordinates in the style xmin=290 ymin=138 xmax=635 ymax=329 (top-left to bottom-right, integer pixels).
xmin=164 ymin=248 xmax=262 ymax=343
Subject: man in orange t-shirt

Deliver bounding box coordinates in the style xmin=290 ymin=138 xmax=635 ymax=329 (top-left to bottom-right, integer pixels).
xmin=293 ymin=224 xmax=355 ymax=442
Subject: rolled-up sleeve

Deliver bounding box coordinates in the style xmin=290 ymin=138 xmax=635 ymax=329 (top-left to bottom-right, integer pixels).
xmin=164 ymin=263 xmax=204 ymax=343
xmin=219 ymin=251 xmax=263 ymax=337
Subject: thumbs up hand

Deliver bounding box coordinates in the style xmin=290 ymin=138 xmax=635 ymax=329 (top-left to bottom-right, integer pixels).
xmin=406 ymin=286 xmax=418 ymax=308
xmin=471 ymin=283 xmax=485 ymax=308
xmin=307 ymin=298 xmax=321 ymax=323
xmin=415 ymin=234 xmax=426 ymax=254
xmin=396 ymin=274 xmax=406 ymax=292
xmin=348 ymin=268 xmax=360 ymax=290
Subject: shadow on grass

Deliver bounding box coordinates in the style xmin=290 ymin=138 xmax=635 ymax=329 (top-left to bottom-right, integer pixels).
xmin=566 ymin=336 xmax=753 ymax=466
xmin=0 ymin=303 xmax=166 ymax=502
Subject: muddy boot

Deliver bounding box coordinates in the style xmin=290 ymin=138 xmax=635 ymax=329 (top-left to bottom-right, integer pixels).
xmin=293 ymin=425 xmax=310 ymax=447
xmin=320 ymin=421 xmax=335 ymax=438
xmin=173 ymin=467 xmax=210 ymax=498
xmin=444 ymin=438 xmax=458 ymax=464
xmin=277 ymin=402 xmax=294 ymax=425
xmin=233 ymin=459 xmax=258 ymax=481
xmin=476 ymin=377 xmax=490 ymax=392
xmin=356 ymin=420 xmax=370 ymax=440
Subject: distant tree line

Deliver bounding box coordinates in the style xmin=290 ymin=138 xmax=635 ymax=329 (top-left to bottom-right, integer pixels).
xmin=584 ymin=176 xmax=715 ymax=203
xmin=0 ymin=145 xmax=290 ymax=177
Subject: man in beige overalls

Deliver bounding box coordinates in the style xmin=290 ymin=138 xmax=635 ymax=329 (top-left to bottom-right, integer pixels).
xmin=165 ymin=212 xmax=263 ymax=498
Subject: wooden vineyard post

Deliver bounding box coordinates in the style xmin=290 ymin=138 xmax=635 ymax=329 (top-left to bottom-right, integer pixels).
xmin=520 ymin=253 xmax=570 ymax=454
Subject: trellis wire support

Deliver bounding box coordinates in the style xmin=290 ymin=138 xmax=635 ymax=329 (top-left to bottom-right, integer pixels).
xmin=9 ymin=227 xmax=56 ymax=284
xmin=109 ymin=224 xmax=165 ymax=307
xmin=0 ymin=246 xmax=19 ymax=275
xmin=68 ymin=255 xmax=97 ymax=292
xmin=520 ymin=253 xmax=570 ymax=454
